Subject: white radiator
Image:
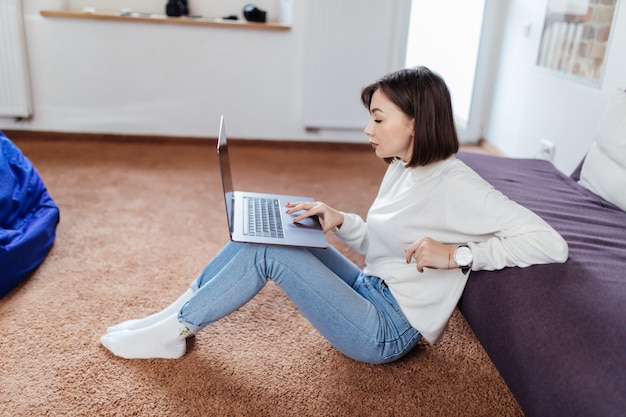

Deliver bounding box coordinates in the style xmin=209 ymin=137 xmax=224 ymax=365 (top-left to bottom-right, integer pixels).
xmin=0 ymin=0 xmax=32 ymax=118
xmin=302 ymin=0 xmax=409 ymax=131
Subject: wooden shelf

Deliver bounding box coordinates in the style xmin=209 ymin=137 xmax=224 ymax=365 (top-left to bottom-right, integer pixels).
xmin=40 ymin=10 xmax=291 ymax=31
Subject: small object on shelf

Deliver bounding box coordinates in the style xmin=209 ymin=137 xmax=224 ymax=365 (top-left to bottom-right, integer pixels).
xmin=243 ymin=4 xmax=266 ymax=23
xmin=222 ymin=14 xmax=238 ymax=21
xmin=165 ymin=0 xmax=188 ymax=17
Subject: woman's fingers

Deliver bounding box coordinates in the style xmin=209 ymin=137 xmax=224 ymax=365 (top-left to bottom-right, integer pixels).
xmin=285 ymin=201 xmax=313 ymax=213
xmin=286 ymin=201 xmax=324 ymax=225
xmin=285 ymin=201 xmax=343 ymax=232
xmin=406 ymin=238 xmax=454 ymax=272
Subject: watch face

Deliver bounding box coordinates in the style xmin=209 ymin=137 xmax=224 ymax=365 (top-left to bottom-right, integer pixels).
xmin=454 ymin=246 xmax=473 ymax=266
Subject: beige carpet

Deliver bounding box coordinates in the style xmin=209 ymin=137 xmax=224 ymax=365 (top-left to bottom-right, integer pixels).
xmin=0 ymin=134 xmax=523 ymax=417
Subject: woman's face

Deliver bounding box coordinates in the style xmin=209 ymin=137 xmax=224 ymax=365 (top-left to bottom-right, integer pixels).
xmin=364 ymin=89 xmax=414 ymax=163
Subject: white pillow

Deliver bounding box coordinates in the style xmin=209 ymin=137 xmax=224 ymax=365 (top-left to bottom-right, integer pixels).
xmin=579 ymin=89 xmax=626 ymax=211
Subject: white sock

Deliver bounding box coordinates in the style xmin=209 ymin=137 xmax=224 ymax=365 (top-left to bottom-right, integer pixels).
xmin=106 ymin=288 xmax=194 ymax=334
xmin=100 ymin=313 xmax=190 ymax=359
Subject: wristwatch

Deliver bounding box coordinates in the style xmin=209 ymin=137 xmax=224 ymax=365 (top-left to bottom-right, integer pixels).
xmin=453 ymin=245 xmax=473 ymax=274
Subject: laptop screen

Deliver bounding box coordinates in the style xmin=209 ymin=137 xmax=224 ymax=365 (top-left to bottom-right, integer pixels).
xmin=217 ymin=116 xmax=235 ymax=232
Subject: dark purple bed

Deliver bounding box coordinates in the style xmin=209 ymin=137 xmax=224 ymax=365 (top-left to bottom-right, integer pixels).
xmin=456 ymin=151 xmax=626 ymax=417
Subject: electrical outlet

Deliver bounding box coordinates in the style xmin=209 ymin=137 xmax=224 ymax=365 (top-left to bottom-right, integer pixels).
xmin=537 ymin=139 xmax=555 ymax=161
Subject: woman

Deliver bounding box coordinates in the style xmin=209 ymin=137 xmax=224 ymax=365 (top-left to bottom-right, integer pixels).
xmin=101 ymin=67 xmax=568 ymax=363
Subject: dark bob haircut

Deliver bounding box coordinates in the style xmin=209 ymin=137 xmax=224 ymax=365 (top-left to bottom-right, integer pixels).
xmin=361 ymin=66 xmax=459 ymax=167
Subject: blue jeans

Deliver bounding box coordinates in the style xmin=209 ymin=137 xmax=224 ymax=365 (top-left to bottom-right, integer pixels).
xmin=179 ymin=242 xmax=422 ymax=364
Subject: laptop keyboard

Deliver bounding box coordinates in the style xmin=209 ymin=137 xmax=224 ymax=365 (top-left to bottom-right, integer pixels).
xmin=244 ymin=197 xmax=285 ymax=239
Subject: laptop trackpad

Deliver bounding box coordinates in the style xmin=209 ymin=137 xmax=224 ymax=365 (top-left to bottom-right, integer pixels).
xmin=291 ymin=215 xmax=322 ymax=230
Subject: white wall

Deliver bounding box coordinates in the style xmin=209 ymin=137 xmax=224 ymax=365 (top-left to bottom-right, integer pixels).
xmin=484 ymin=0 xmax=626 ymax=173
xmin=2 ymin=0 xmax=625 ymax=174
xmin=0 ymin=0 xmax=375 ymax=143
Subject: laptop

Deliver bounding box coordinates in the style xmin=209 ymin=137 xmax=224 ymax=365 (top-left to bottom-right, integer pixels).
xmin=216 ymin=116 xmax=328 ymax=248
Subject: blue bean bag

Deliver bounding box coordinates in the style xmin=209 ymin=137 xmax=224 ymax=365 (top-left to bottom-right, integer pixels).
xmin=0 ymin=131 xmax=59 ymax=298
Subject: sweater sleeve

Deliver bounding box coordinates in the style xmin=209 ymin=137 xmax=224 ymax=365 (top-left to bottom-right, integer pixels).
xmin=447 ymin=169 xmax=568 ymax=271
xmin=333 ymin=212 xmax=369 ymax=254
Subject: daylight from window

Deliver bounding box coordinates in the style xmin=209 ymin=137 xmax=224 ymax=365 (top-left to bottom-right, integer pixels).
xmin=405 ymin=0 xmax=486 ymax=129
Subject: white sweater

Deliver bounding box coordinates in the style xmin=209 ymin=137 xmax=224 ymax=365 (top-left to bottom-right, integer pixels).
xmin=335 ymin=156 xmax=568 ymax=343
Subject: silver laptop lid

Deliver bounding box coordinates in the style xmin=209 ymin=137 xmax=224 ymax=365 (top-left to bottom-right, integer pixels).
xmin=217 ymin=116 xmax=235 ymax=233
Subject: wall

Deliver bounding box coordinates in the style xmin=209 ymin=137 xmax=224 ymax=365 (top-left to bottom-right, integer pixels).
xmin=2 ymin=0 xmax=624 ymax=174
xmin=0 ymin=0 xmax=387 ymax=143
xmin=484 ymin=0 xmax=625 ymax=173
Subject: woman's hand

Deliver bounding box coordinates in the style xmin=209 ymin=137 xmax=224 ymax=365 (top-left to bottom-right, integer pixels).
xmin=405 ymin=237 xmax=456 ymax=273
xmin=285 ymin=201 xmax=344 ymax=233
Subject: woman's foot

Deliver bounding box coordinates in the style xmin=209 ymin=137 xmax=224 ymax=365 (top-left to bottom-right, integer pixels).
xmin=106 ymin=289 xmax=194 ymax=334
xmin=100 ymin=313 xmax=191 ymax=359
